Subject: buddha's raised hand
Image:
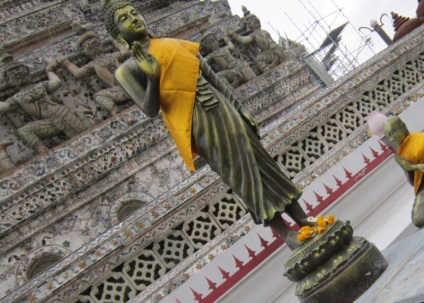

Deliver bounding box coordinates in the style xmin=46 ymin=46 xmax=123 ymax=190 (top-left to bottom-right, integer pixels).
xmin=132 ymin=41 xmax=160 ymax=80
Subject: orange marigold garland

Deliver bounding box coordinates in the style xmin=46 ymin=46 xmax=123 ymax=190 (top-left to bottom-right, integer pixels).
xmin=298 ymin=226 xmax=313 ymax=241
xmin=297 ymin=215 xmax=336 ymax=242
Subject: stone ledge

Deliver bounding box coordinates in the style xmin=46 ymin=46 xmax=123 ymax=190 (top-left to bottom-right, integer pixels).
xmin=356 ymin=227 xmax=424 ymax=303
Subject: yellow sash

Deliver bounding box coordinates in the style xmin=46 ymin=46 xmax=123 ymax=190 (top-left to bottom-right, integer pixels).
xmin=398 ymin=133 xmax=424 ymax=194
xmin=149 ymin=38 xmax=200 ymax=171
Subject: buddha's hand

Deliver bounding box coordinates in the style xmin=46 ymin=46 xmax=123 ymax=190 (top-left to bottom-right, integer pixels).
xmin=133 ymin=41 xmax=160 ymax=80
xmin=394 ymin=154 xmax=423 ymax=171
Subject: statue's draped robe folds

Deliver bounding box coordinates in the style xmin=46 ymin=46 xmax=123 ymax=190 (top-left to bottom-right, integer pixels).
xmin=117 ymin=38 xmax=302 ymax=224
xmin=398 ymin=133 xmax=424 ymax=194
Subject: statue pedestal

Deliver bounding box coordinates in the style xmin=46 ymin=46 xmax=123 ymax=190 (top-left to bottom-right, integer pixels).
xmin=284 ymin=221 xmax=388 ymax=303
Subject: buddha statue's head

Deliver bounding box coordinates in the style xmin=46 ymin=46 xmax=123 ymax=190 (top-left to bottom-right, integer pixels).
xmin=105 ymin=2 xmax=149 ymax=49
xmin=383 ymin=116 xmax=410 ymax=146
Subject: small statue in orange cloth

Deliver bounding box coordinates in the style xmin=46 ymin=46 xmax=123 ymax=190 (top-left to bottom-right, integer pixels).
xmin=383 ymin=116 xmax=424 ymax=227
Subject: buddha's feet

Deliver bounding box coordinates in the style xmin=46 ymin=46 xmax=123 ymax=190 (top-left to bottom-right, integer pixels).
xmin=412 ymin=192 xmax=424 ymax=228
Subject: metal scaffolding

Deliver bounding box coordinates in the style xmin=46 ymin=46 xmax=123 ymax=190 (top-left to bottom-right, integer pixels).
xmin=280 ymin=0 xmax=375 ymax=82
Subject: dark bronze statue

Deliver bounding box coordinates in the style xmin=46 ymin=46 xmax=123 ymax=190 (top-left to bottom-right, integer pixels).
xmin=383 ymin=116 xmax=424 ymax=227
xmin=105 ymin=1 xmax=313 ymax=250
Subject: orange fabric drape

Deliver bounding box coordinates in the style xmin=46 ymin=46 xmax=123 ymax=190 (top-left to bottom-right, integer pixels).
xmin=398 ymin=133 xmax=424 ymax=194
xmin=149 ymin=38 xmax=200 ymax=171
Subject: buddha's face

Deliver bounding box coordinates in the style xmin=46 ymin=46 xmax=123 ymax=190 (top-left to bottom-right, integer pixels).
xmin=114 ymin=5 xmax=148 ymax=43
xmin=383 ymin=117 xmax=409 ymax=145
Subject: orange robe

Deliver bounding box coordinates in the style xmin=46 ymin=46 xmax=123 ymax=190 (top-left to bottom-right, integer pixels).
xmin=398 ymin=133 xmax=424 ymax=194
xmin=149 ymin=38 xmax=200 ymax=171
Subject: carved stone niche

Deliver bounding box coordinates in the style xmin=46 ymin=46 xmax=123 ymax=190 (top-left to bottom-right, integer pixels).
xmin=109 ymin=193 xmax=152 ymax=226
xmin=16 ymin=245 xmax=70 ymax=286
xmin=116 ymin=200 xmax=145 ymax=222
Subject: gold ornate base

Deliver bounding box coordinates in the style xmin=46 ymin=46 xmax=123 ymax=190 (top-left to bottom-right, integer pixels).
xmin=284 ymin=221 xmax=388 ymax=303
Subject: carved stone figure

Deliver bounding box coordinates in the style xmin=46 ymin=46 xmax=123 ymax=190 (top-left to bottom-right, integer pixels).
xmin=200 ymin=31 xmax=256 ymax=88
xmin=383 ymin=116 xmax=424 ymax=228
xmin=60 ymin=30 xmax=131 ymax=115
xmin=75 ymin=0 xmax=92 ymax=17
xmin=228 ymin=10 xmax=288 ymax=74
xmin=0 ymin=56 xmax=89 ymax=153
xmin=0 ymin=140 xmax=15 ymax=174
xmin=105 ymin=1 xmax=314 ymax=250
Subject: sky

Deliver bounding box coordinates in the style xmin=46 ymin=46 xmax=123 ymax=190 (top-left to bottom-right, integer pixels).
xmin=226 ymin=0 xmax=418 ymax=68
